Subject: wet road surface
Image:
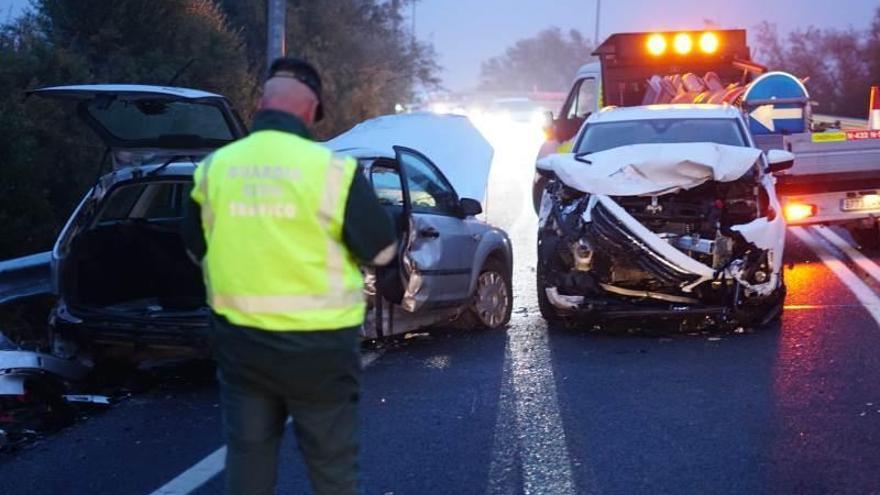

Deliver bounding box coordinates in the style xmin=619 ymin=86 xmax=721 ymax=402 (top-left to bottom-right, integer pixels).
xmin=2 ymin=124 xmax=880 ymax=494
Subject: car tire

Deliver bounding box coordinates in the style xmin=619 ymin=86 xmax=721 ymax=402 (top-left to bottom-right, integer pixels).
xmin=536 ymin=249 xmax=562 ymax=323
xmin=734 ymin=280 xmax=787 ymax=328
xmin=459 ymin=258 xmax=512 ymax=330
xmin=851 ymin=225 xmax=880 ymax=250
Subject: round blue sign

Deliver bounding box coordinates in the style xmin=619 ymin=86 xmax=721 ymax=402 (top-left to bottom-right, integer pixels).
xmin=743 ymin=72 xmax=810 ymax=135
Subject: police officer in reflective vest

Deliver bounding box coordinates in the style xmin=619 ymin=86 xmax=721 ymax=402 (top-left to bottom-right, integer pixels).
xmin=182 ymin=58 xmax=397 ymax=495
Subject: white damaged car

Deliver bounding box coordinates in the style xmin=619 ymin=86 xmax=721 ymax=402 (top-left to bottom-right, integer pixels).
xmin=535 ymin=105 xmax=793 ymax=329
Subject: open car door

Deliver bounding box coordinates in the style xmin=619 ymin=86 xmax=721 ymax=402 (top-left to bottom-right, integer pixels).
xmin=393 ymin=146 xmax=482 ymax=312
xmin=365 ymin=148 xmax=484 ymax=314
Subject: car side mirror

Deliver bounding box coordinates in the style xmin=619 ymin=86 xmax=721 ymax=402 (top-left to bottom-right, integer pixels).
xmin=766 ymin=149 xmax=795 ymax=174
xmin=459 ymin=198 xmax=483 ymax=217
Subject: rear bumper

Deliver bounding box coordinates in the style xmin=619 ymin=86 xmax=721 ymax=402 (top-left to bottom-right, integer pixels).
xmin=50 ymin=302 xmax=210 ymax=351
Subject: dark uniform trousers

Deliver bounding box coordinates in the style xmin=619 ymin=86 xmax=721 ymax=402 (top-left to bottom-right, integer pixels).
xmin=211 ymin=316 xmax=361 ymax=495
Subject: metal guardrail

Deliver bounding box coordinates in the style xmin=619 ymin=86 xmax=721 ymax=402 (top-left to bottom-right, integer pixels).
xmin=0 ymin=251 xmax=52 ymax=305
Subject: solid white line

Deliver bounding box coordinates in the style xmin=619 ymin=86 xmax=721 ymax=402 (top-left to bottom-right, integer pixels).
xmin=149 ymin=447 xmax=227 ymax=495
xmin=791 ymin=227 xmax=880 ymax=325
xmin=146 ymin=349 xmax=384 ymax=495
xmin=812 ymin=226 xmax=880 ymax=284
xmin=360 ymin=350 xmax=383 ymax=368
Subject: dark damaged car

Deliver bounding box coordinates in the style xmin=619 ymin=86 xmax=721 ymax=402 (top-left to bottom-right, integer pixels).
xmin=33 ymin=85 xmax=512 ymax=361
xmin=535 ymin=105 xmax=793 ymax=329
xmin=32 ymin=85 xmax=247 ymax=359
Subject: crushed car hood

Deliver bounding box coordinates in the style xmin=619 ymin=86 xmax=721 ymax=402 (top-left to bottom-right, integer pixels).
xmin=327 ymin=112 xmax=494 ymax=201
xmin=538 ymin=142 xmax=762 ymax=196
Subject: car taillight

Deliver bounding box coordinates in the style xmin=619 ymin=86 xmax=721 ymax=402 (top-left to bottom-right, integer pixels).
xmin=784 ymin=203 xmax=816 ymax=222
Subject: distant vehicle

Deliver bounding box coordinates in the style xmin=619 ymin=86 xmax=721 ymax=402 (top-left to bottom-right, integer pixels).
xmin=538 ymin=28 xmax=880 ymax=249
xmin=486 ymin=97 xmax=545 ymax=125
xmin=535 ymin=105 xmax=791 ymax=329
xmin=30 ymin=86 xmax=511 ymax=361
xmin=328 ymin=113 xmax=513 ymax=337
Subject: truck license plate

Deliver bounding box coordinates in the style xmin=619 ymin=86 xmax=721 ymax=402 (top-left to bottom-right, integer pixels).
xmin=842 ymin=195 xmax=880 ymax=212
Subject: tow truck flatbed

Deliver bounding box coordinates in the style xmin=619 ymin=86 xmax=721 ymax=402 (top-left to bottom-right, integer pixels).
xmin=755 ymin=130 xmax=880 ymax=226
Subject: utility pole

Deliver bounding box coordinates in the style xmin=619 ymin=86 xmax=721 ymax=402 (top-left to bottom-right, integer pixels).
xmin=411 ymin=0 xmax=416 ymax=44
xmin=593 ymin=0 xmax=601 ymax=48
xmin=267 ymin=0 xmax=286 ymax=71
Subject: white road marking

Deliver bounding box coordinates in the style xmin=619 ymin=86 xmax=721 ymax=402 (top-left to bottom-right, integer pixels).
xmin=146 ymin=349 xmax=384 ymax=495
xmin=487 ymin=320 xmax=579 ymax=495
xmin=791 ymin=227 xmax=880 ymax=325
xmin=149 ymin=447 xmax=227 ymax=495
xmin=812 ymin=225 xmax=880 ymax=284
xmin=512 ymin=322 xmax=577 ymax=494
xmin=487 ymin=160 xmax=578 ymax=494
xmin=360 ymin=349 xmax=383 ymax=368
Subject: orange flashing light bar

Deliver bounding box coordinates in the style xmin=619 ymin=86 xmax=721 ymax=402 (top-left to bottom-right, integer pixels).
xmin=642 ymin=31 xmax=724 ymax=57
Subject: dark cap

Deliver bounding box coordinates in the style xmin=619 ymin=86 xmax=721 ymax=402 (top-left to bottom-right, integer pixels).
xmin=268 ymin=57 xmax=324 ymax=121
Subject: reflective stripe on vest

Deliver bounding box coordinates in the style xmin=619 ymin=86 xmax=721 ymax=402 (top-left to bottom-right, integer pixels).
xmin=211 ymin=289 xmax=364 ymax=314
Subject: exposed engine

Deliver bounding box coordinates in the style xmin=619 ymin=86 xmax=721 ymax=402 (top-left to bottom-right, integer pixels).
xmin=538 ymin=172 xmax=782 ymax=326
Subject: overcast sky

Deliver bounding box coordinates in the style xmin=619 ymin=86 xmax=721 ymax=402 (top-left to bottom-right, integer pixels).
xmin=414 ymin=0 xmax=878 ymax=90
xmin=3 ymin=0 xmax=877 ymax=90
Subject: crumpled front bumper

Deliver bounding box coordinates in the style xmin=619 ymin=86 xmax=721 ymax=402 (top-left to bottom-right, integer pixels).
xmin=541 ymin=193 xmax=784 ymax=320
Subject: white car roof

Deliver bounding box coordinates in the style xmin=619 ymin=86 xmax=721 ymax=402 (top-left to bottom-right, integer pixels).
xmin=587 ymin=104 xmax=742 ymax=123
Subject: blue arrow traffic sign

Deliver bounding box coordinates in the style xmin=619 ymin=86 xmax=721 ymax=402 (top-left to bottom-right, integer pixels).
xmin=743 ymin=71 xmax=810 ymax=135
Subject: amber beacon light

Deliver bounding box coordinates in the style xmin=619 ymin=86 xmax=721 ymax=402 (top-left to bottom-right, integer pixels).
xmin=646 ymin=34 xmax=667 ymax=56
xmin=673 ymin=33 xmax=693 ymax=54
xmin=699 ymin=31 xmax=720 ymax=54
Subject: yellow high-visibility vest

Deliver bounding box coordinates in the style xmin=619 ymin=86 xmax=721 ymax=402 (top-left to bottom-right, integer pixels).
xmin=191 ymin=129 xmax=365 ymax=331
xmin=557 ymin=140 xmax=574 ymax=153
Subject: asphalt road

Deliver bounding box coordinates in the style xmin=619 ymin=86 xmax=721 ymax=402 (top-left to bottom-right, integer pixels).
xmin=2 ymin=124 xmax=880 ymax=494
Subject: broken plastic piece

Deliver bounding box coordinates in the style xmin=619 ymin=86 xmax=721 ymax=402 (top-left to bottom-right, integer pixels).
xmin=0 ymin=374 xmax=27 ymax=395
xmin=0 ymin=350 xmax=91 ymax=382
xmin=63 ymin=394 xmax=111 ymax=405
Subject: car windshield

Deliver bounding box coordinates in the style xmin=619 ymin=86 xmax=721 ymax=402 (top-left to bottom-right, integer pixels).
xmin=576 ymin=118 xmax=746 ymax=154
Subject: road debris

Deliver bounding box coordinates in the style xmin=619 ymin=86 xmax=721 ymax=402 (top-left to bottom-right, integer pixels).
xmin=63 ymin=395 xmax=112 ymax=406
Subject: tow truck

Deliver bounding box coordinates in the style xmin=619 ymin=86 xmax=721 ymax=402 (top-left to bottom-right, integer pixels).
xmin=538 ymin=29 xmax=880 ymax=247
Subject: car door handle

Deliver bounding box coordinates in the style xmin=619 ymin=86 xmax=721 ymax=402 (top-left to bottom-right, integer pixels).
xmin=419 ymin=227 xmax=440 ymax=239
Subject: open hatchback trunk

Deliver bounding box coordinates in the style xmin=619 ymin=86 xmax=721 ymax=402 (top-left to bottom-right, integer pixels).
xmin=37 ymin=85 xmax=246 ymax=351
xmin=29 ymin=84 xmax=246 ymax=168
